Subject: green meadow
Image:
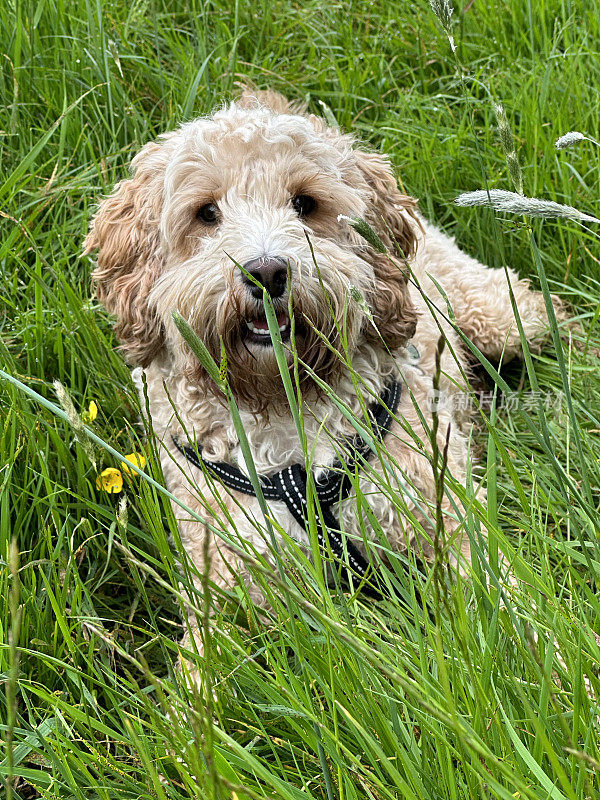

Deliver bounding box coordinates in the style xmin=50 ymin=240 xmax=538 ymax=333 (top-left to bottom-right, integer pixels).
xmin=1 ymin=1 xmax=600 ymax=797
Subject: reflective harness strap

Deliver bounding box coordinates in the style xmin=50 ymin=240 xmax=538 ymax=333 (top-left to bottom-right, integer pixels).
xmin=172 ymin=380 xmax=401 ymax=598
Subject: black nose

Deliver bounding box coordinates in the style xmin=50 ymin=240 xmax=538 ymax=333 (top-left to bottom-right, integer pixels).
xmin=242 ymin=256 xmax=288 ymax=299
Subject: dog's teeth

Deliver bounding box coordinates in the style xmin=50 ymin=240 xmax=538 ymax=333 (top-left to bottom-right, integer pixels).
xmin=246 ymin=319 xmax=289 ymax=335
xmin=246 ymin=321 xmax=270 ymax=335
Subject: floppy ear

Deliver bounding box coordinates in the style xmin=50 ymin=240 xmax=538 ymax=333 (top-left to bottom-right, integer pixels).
xmin=355 ymin=150 xmax=419 ymax=259
xmin=84 ymin=141 xmax=167 ymax=367
xmin=353 ymin=150 xmax=419 ymax=349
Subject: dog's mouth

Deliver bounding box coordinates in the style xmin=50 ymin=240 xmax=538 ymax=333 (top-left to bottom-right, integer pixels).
xmin=243 ymin=311 xmax=291 ymax=346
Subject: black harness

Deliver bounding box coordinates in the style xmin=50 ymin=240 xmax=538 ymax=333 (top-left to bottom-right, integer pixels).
xmin=172 ymin=380 xmax=402 ymax=598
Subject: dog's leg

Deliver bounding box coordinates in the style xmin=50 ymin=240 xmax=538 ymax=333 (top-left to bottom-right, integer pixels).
xmin=413 ymin=221 xmax=566 ymax=362
xmin=165 ymin=475 xmax=272 ymax=693
xmin=135 ymin=370 xmax=271 ymax=693
xmin=177 ymin=530 xmax=270 ymax=695
xmin=381 ymin=365 xmax=478 ymax=573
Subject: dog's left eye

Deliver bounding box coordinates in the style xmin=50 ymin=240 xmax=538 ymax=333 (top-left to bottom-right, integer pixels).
xmin=196 ymin=203 xmax=220 ymax=225
xmin=292 ymin=195 xmax=317 ymax=217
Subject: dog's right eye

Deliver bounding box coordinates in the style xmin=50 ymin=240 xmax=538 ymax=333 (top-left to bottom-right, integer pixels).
xmin=292 ymin=195 xmax=317 ymax=217
xmin=196 ymin=203 xmax=220 ymax=225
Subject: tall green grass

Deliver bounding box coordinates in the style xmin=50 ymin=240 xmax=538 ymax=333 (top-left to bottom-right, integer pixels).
xmin=1 ymin=1 xmax=600 ymax=798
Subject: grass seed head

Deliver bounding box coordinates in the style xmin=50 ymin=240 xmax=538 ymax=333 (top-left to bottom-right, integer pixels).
xmin=555 ymin=131 xmax=587 ymax=149
xmin=430 ymin=0 xmax=454 ymax=30
xmin=54 ymin=380 xmax=97 ymax=467
xmin=454 ymin=189 xmax=600 ymax=223
xmin=494 ymin=103 xmax=523 ymax=194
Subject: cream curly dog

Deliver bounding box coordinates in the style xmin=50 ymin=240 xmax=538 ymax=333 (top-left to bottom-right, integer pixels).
xmin=85 ymin=89 xmax=560 ymax=670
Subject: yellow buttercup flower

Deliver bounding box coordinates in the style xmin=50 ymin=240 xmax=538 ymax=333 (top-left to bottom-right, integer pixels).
xmin=96 ymin=467 xmax=123 ymax=494
xmin=82 ymin=401 xmax=98 ymax=424
xmin=120 ymin=452 xmax=146 ymax=476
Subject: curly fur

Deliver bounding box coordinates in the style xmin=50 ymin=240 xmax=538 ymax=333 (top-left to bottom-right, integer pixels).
xmin=86 ymin=89 xmax=563 ymax=682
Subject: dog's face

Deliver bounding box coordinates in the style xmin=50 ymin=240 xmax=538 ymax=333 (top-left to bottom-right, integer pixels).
xmin=85 ymin=90 xmax=418 ymax=409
